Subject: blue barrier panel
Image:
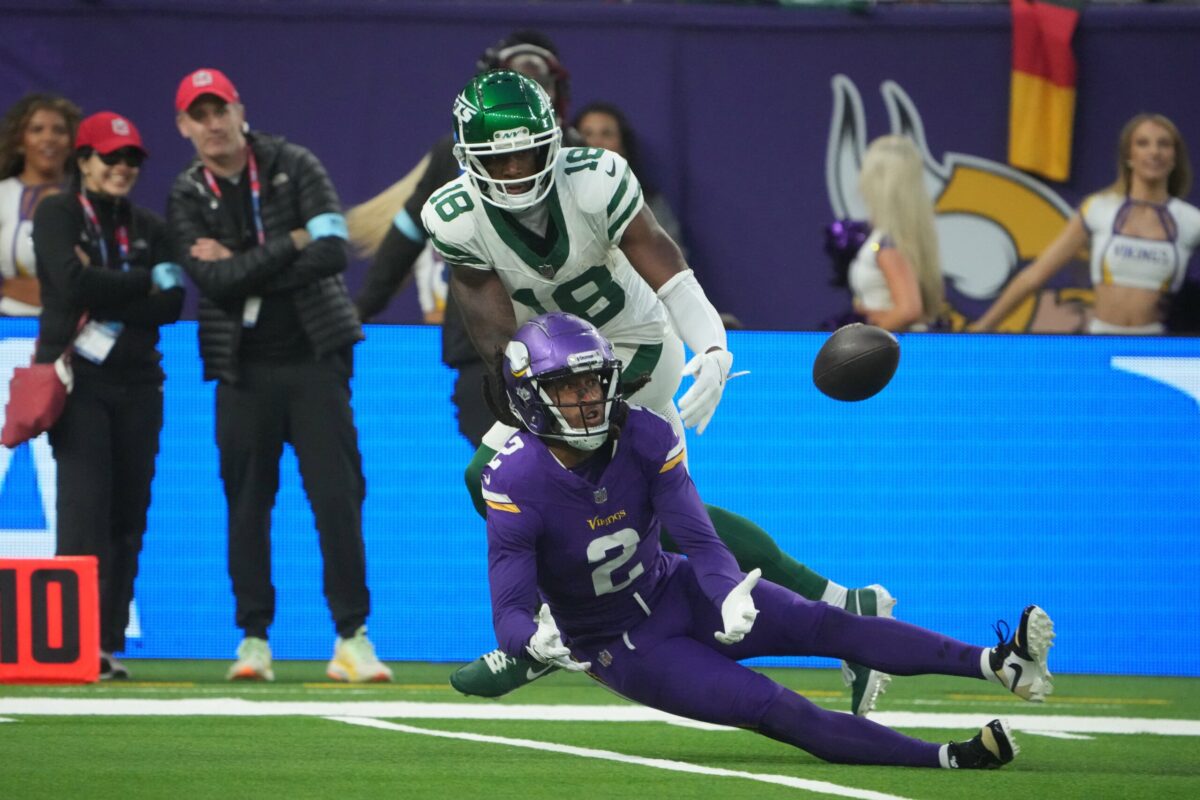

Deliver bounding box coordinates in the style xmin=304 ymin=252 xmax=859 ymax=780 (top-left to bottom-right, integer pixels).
xmin=2 ymin=320 xmax=1198 ymax=675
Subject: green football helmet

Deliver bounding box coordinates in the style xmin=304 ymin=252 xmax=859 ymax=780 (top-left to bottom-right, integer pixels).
xmin=452 ymin=70 xmax=562 ymax=210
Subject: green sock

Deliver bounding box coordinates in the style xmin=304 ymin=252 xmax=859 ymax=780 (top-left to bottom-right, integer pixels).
xmin=661 ymin=504 xmax=830 ymax=601
xmin=465 ymin=443 xmax=499 ymax=519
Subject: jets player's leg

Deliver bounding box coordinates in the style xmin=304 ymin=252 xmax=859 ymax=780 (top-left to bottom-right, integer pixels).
xmin=664 ymin=507 xmax=832 ymax=600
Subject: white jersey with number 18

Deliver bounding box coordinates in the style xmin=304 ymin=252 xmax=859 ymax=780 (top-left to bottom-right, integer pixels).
xmin=421 ymin=146 xmax=669 ymax=347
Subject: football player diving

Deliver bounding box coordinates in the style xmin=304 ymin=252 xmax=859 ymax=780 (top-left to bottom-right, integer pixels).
xmin=425 ymin=70 xmax=904 ymax=712
xmin=481 ymin=310 xmax=1055 ymax=769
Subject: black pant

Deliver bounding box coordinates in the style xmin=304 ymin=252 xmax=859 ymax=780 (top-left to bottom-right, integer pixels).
xmin=451 ymin=360 xmax=495 ymax=447
xmin=216 ymin=356 xmax=368 ymax=640
xmin=50 ymin=377 xmax=163 ymax=654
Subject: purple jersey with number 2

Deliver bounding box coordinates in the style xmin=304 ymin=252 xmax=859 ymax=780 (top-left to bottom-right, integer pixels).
xmin=483 ymin=405 xmax=994 ymax=769
xmin=483 ymin=406 xmax=741 ymax=655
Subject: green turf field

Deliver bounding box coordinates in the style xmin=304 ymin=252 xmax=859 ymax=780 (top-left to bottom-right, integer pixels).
xmin=2 ymin=662 xmax=1198 ymax=799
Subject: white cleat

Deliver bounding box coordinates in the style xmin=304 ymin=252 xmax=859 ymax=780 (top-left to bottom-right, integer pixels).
xmin=843 ymin=584 xmax=897 ymax=716
xmin=988 ymin=605 xmax=1055 ymax=702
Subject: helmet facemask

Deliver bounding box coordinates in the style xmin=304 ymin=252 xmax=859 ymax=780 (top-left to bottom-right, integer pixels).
xmin=452 ymin=71 xmax=562 ymax=211
xmin=504 ymin=313 xmax=623 ymax=452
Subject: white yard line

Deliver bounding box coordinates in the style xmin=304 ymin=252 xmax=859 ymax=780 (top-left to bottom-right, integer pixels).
xmin=0 ymin=698 xmax=1197 ymax=736
xmin=329 ymin=716 xmax=914 ymax=800
xmin=1020 ymin=730 xmax=1095 ymax=740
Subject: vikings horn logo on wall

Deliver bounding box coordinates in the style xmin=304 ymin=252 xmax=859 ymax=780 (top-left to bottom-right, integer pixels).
xmin=825 ymin=75 xmax=1092 ymax=332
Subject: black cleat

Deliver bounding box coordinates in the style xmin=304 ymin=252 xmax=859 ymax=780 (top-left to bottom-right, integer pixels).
xmin=99 ymin=651 xmax=129 ymax=681
xmin=947 ymin=718 xmax=1018 ymax=769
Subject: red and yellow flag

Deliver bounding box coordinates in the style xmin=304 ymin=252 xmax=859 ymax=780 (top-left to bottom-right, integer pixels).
xmin=1008 ymin=0 xmax=1082 ymax=182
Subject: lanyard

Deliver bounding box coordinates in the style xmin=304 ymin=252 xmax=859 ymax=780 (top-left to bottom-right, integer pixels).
xmin=203 ymin=148 xmax=265 ymax=245
xmin=77 ymin=192 xmax=130 ymax=271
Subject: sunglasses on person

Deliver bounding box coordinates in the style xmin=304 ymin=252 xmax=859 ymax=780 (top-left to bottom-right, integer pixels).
xmin=97 ymin=148 xmax=146 ymax=168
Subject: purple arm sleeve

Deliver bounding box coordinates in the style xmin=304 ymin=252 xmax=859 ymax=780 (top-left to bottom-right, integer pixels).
xmin=486 ymin=507 xmax=543 ymax=658
xmin=650 ymin=461 xmax=741 ymax=608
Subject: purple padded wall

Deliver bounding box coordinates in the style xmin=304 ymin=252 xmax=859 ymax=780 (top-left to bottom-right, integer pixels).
xmin=2 ymin=1 xmax=1198 ymax=328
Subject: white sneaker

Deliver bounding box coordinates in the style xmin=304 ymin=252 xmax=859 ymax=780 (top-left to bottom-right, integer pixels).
xmin=986 ymin=605 xmax=1055 ymax=702
xmin=227 ymin=636 xmax=274 ymax=682
xmin=327 ymin=626 xmax=393 ymax=683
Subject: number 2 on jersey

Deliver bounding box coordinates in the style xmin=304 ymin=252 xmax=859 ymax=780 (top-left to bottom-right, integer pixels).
xmin=588 ymin=528 xmax=644 ymax=596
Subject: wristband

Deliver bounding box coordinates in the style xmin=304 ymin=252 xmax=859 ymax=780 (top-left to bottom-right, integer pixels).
xmin=306 ymin=212 xmax=349 ymax=241
xmin=392 ymin=208 xmax=426 ymax=244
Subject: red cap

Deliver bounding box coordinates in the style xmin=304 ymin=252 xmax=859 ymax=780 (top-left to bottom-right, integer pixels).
xmin=175 ymin=68 xmax=240 ymax=113
xmin=75 ymin=112 xmax=147 ymax=156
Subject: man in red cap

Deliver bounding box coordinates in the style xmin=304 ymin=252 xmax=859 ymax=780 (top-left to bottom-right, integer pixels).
xmin=167 ymin=68 xmax=391 ymax=684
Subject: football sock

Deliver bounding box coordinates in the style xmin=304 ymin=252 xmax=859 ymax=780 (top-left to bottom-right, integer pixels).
xmin=465 ymin=443 xmax=498 ymax=519
xmin=821 ymin=581 xmax=849 ymax=608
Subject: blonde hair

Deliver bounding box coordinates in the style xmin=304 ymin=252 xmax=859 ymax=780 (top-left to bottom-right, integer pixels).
xmin=345 ymin=152 xmax=431 ymax=258
xmin=859 ymin=135 xmax=943 ymax=324
xmin=1109 ymin=113 xmax=1192 ymax=199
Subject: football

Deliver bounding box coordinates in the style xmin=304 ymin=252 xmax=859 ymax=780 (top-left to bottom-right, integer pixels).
xmin=812 ymin=323 xmax=900 ymax=402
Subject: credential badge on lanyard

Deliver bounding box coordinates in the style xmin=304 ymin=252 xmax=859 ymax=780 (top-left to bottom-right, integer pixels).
xmin=74 ymin=192 xmax=127 ymax=364
xmin=204 ymin=148 xmax=266 ymax=327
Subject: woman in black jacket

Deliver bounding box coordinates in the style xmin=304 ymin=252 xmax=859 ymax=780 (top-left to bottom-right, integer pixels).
xmin=33 ymin=111 xmax=184 ymax=680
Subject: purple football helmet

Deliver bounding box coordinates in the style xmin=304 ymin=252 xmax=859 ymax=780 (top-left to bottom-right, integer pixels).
xmin=503 ymin=312 xmax=622 ymax=451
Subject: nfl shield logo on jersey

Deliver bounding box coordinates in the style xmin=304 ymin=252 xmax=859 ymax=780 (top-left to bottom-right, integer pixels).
xmin=598 ymin=650 xmax=613 ymax=667
xmin=593 ymin=487 xmax=607 ymax=504
xmin=536 ymin=264 xmax=555 ymax=278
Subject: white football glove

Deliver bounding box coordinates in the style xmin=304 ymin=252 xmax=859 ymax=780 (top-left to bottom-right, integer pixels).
xmin=526 ymin=604 xmax=591 ymax=672
xmin=678 ymin=349 xmax=734 ymax=435
xmin=714 ymin=568 xmax=761 ymax=645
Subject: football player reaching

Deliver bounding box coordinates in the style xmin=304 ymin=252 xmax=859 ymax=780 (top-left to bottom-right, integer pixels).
xmin=482 ymin=311 xmax=1054 ymax=769
xmin=425 ymin=71 xmax=895 ymax=710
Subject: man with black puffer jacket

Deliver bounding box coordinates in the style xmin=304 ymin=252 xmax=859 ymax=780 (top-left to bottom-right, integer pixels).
xmin=167 ymin=67 xmax=390 ymax=684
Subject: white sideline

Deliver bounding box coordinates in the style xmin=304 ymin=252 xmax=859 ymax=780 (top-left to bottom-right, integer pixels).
xmin=0 ymin=698 xmax=1197 ymax=736
xmin=329 ymin=716 xmax=914 ymax=800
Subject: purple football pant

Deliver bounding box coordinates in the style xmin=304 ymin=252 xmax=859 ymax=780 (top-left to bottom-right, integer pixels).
xmin=571 ymin=561 xmax=986 ymax=767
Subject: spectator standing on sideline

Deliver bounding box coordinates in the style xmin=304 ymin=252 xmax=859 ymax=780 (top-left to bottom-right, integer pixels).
xmin=0 ymin=93 xmax=81 ymax=316
xmin=167 ymin=68 xmax=391 ymax=683
xmin=347 ymin=30 xmax=577 ymax=447
xmin=34 ymin=111 xmax=184 ymax=679
xmin=848 ymin=135 xmax=944 ymax=332
xmin=572 ymin=100 xmax=743 ymax=329
xmin=972 ymin=113 xmax=1199 ymax=334
xmin=484 ymin=311 xmax=1055 ymax=770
